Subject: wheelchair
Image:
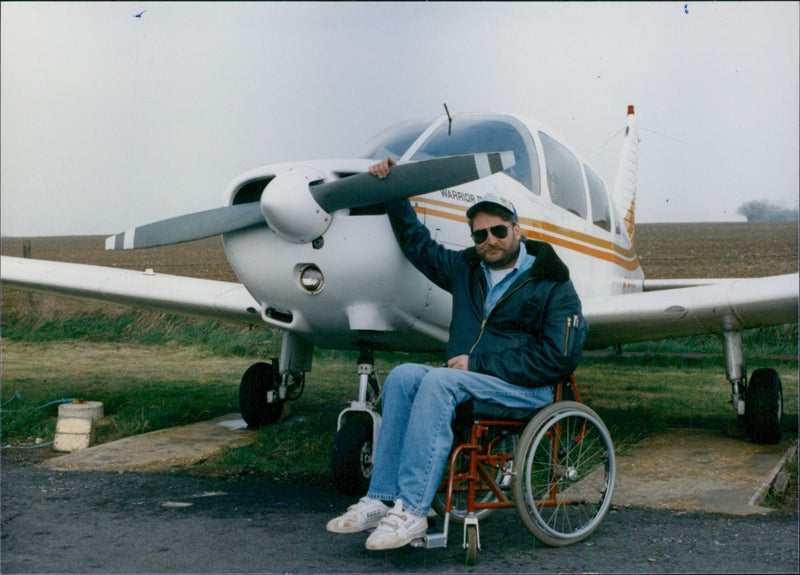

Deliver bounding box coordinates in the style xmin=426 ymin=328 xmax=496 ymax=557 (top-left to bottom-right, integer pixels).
xmin=412 ymin=375 xmax=616 ymax=564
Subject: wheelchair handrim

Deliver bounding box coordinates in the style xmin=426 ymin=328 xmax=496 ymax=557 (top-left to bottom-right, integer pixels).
xmin=520 ymin=406 xmax=616 ymax=541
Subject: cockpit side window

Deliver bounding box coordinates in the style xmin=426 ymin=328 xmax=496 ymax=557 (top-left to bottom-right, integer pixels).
xmin=539 ymin=132 xmax=588 ymax=219
xmin=410 ymin=116 xmax=539 ymax=194
xmin=585 ymin=165 xmax=612 ymax=232
xmin=357 ymin=119 xmax=432 ymax=160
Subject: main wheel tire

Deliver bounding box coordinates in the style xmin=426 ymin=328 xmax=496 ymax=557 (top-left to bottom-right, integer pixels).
xmin=745 ymin=368 xmax=783 ymax=445
xmin=331 ymin=413 xmax=373 ymax=495
xmin=512 ymin=401 xmax=615 ymax=547
xmin=239 ymin=362 xmax=283 ymax=428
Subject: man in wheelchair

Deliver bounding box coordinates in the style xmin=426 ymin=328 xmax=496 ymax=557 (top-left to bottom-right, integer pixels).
xmin=327 ymin=157 xmax=588 ymax=551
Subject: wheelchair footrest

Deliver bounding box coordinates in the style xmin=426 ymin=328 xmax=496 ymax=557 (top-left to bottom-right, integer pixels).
xmin=410 ymin=532 xmax=448 ymax=549
xmin=411 ymin=513 xmax=451 ymax=549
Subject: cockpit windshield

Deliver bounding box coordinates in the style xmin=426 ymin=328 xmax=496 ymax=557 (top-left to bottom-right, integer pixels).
xmin=410 ymin=115 xmax=539 ymax=193
xmin=356 ymin=119 xmax=432 ymax=161
xmin=358 ymin=114 xmax=539 ymax=194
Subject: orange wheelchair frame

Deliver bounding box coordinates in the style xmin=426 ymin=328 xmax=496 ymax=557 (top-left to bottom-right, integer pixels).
xmin=413 ymin=375 xmax=616 ymax=564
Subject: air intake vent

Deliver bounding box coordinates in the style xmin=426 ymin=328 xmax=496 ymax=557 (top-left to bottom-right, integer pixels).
xmin=233 ymin=177 xmax=274 ymax=205
xmin=265 ymin=307 xmax=293 ymax=324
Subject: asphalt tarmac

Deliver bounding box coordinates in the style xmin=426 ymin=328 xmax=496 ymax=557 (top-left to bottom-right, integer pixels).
xmin=2 ymin=454 xmax=798 ymax=574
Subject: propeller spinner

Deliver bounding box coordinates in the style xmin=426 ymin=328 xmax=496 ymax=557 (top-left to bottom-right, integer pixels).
xmin=105 ymin=151 xmax=515 ymax=250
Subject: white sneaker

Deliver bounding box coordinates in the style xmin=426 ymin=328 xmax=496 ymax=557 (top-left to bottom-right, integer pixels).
xmin=326 ymin=497 xmax=389 ymax=534
xmin=365 ymin=500 xmax=428 ymax=550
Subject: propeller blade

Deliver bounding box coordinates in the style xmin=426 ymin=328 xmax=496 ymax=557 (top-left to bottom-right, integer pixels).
xmin=105 ymin=202 xmax=264 ymax=250
xmin=310 ymin=151 xmax=515 ymax=213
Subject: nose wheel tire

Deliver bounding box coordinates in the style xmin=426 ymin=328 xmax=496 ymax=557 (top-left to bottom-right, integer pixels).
xmin=331 ymin=413 xmax=374 ymax=495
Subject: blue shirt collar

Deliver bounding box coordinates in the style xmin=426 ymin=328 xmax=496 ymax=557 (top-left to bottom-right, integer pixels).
xmin=481 ymin=247 xmax=536 ymax=314
xmin=480 ymin=246 xmax=533 ymax=285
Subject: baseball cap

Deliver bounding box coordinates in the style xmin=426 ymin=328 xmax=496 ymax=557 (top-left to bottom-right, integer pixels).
xmin=466 ymin=193 xmax=518 ymax=222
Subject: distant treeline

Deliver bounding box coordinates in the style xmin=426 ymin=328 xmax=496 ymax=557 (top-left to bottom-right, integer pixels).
xmin=737 ymin=200 xmax=799 ymax=222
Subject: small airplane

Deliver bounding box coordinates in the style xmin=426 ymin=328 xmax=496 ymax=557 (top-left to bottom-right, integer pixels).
xmin=3 ymin=106 xmax=797 ymax=493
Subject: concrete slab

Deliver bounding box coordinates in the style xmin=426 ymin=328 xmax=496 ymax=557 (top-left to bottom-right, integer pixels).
xmin=612 ymin=428 xmax=796 ymax=515
xmin=41 ymin=413 xmax=256 ymax=473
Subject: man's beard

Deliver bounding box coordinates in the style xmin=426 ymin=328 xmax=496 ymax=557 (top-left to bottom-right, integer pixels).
xmin=481 ymin=242 xmax=521 ymax=270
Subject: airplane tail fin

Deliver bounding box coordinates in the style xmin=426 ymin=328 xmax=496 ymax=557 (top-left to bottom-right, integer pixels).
xmin=613 ymin=105 xmax=639 ymax=245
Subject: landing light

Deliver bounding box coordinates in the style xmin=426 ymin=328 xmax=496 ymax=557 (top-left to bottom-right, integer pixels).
xmin=298 ymin=264 xmax=325 ymax=294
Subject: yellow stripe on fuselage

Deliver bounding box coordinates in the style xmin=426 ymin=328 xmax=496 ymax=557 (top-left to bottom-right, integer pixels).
xmin=411 ymin=197 xmax=641 ymax=272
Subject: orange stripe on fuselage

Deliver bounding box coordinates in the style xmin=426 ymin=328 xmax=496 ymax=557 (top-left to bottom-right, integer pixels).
xmin=411 ymin=199 xmax=641 ymax=272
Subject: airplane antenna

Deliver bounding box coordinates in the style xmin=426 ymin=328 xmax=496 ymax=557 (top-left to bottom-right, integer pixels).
xmin=598 ymin=127 xmax=625 ymax=150
xmin=443 ymin=103 xmax=452 ymax=135
xmin=639 ymin=127 xmax=685 ymax=144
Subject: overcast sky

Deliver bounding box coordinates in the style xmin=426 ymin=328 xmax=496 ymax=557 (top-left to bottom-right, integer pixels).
xmin=1 ymin=1 xmax=798 ymax=236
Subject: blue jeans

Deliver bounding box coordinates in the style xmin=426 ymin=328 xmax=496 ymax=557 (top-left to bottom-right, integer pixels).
xmin=366 ymin=364 xmax=554 ymax=517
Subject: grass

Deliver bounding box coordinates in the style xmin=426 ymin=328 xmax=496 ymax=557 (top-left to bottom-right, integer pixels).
xmin=762 ymin=449 xmax=799 ymax=511
xmin=0 ymin=312 xmax=283 ymax=357
xmin=2 ymin=315 xmax=797 ymax=507
xmin=0 ymin=341 xmax=245 ymax=446
xmin=622 ymin=324 xmax=798 ymax=357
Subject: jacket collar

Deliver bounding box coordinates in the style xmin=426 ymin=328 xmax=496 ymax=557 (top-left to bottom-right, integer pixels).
xmin=463 ymin=238 xmax=570 ymax=282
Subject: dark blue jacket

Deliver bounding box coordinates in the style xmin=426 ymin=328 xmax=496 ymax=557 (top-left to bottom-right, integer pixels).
xmin=386 ymin=199 xmax=588 ymax=389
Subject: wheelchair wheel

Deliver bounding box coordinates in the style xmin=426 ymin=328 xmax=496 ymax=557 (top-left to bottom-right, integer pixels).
xmin=431 ymin=433 xmax=516 ymax=524
xmin=466 ymin=524 xmax=479 ymax=565
xmin=512 ymin=401 xmax=615 ymax=547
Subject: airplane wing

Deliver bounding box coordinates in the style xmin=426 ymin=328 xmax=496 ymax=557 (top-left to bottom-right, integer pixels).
xmin=0 ymin=256 xmax=262 ymax=325
xmin=3 ymin=256 xmax=796 ymax=351
xmin=583 ymin=274 xmax=799 ymax=349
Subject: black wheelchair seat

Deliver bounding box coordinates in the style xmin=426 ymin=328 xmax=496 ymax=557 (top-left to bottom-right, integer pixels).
xmin=454 ymin=380 xmax=576 ymax=424
xmin=455 ymin=400 xmax=540 ymax=423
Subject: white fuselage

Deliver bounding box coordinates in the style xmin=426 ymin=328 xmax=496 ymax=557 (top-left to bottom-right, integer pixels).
xmin=221 ymin=112 xmax=644 ymax=351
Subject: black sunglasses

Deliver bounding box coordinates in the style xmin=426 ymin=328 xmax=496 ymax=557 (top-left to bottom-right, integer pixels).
xmin=471 ymin=224 xmax=511 ymax=244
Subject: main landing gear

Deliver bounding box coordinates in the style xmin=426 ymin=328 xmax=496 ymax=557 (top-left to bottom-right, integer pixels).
xmin=331 ymin=345 xmax=382 ymax=495
xmin=238 ymin=332 xmax=313 ymax=428
xmin=723 ymin=318 xmax=784 ymax=445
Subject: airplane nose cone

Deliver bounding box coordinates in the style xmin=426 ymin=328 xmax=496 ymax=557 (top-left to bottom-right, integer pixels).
xmin=260 ymin=166 xmax=333 ymax=243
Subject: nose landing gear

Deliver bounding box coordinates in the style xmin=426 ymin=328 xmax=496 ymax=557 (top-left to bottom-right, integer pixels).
xmin=331 ymin=344 xmax=382 ymax=495
xmin=236 ymin=336 xmax=383 ymax=494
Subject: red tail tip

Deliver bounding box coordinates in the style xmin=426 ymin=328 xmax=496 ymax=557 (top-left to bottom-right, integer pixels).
xmin=627 ymin=105 xmax=635 ymax=115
